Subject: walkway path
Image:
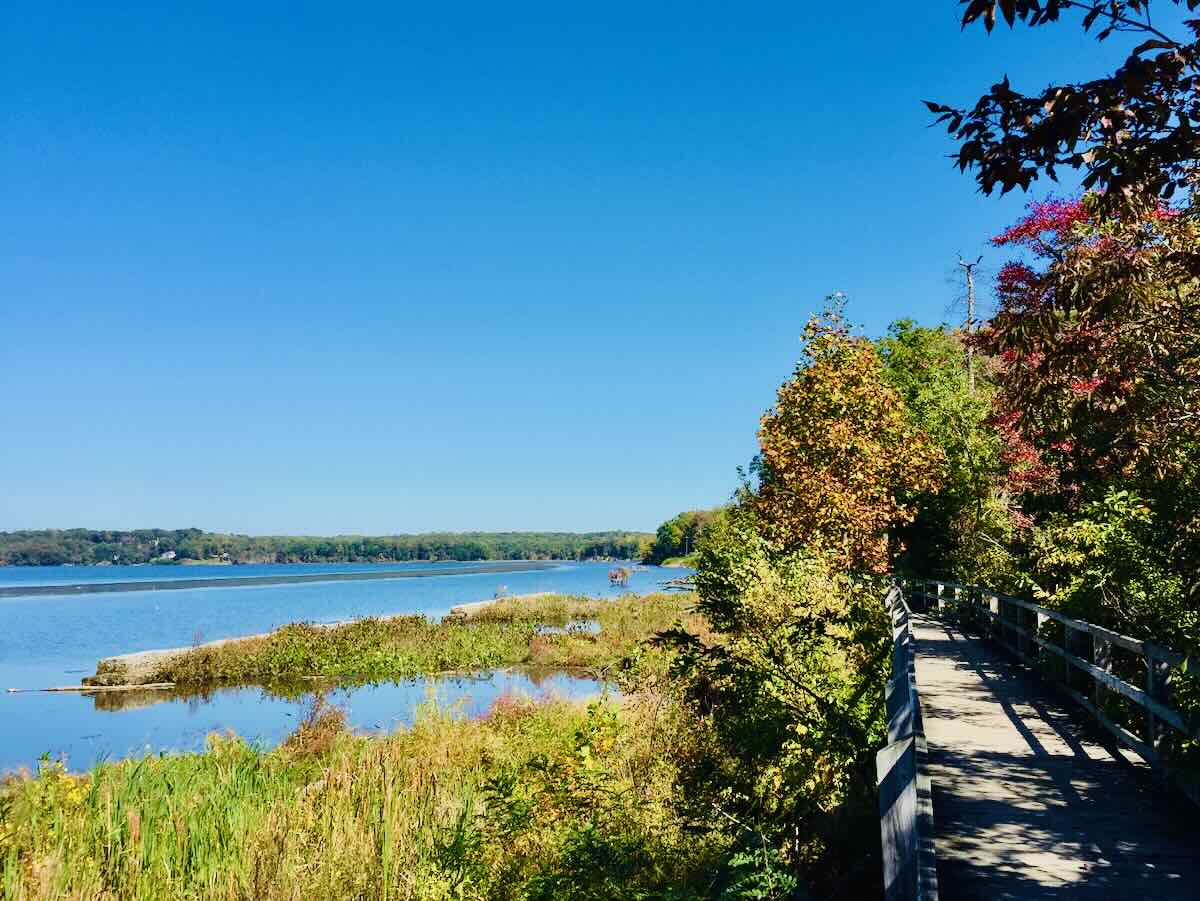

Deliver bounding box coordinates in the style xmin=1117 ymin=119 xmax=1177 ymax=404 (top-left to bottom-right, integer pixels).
xmin=912 ymin=613 xmax=1200 ymax=899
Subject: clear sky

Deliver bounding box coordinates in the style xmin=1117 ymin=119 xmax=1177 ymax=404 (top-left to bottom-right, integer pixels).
xmin=0 ymin=2 xmax=1144 ymax=535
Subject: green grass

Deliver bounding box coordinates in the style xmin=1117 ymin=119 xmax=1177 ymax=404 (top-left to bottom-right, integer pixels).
xmin=659 ymin=555 xmax=698 ymax=568
xmin=0 ymin=692 xmax=725 ymax=900
xmin=147 ymin=593 xmax=702 ymax=686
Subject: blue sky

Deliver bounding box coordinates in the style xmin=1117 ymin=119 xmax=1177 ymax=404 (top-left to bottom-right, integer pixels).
xmin=0 ymin=2 xmax=1144 ymax=534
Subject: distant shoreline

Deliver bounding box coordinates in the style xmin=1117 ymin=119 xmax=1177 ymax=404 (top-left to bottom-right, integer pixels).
xmin=0 ymin=560 xmax=558 ymax=599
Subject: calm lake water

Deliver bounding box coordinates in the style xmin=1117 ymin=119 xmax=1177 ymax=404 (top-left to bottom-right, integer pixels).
xmin=0 ymin=561 xmax=687 ymax=772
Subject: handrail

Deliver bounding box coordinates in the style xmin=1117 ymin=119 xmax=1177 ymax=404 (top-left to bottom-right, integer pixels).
xmin=907 ymin=578 xmax=1195 ymax=667
xmin=901 ymin=577 xmax=1199 ymax=805
xmin=875 ymin=585 xmax=939 ymax=901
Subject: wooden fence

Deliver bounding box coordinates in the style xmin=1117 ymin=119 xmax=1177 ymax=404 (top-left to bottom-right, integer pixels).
xmin=901 ymin=578 xmax=1200 ymax=805
xmin=876 ymin=585 xmax=939 ymax=901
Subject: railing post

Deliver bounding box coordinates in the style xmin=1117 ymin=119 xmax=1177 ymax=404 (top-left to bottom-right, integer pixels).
xmin=1006 ymin=596 xmax=1016 ymax=652
xmin=1064 ymin=623 xmax=1083 ymax=689
xmin=1093 ymin=631 xmax=1112 ymax=713
xmin=1023 ymin=604 xmax=1038 ymax=664
xmin=1033 ymin=610 xmax=1046 ymax=673
xmin=1146 ymin=654 xmax=1172 ymax=758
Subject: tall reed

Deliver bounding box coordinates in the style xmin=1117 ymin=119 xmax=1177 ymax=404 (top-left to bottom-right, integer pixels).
xmin=0 ymin=690 xmax=723 ymax=900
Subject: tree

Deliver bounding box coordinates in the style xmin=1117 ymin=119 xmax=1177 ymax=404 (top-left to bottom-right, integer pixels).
xmin=657 ymin=508 xmax=890 ymax=895
xmin=753 ymin=301 xmax=943 ymax=573
xmin=877 ymin=321 xmax=1013 ymax=582
xmin=980 ymin=194 xmax=1200 ymax=485
xmin=927 ymin=1 xmax=1200 ymax=203
xmin=977 ymin=194 xmax=1200 ymax=640
xmin=644 ymin=509 xmax=723 ymax=564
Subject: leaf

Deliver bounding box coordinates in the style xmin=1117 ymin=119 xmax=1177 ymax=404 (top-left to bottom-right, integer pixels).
xmin=1131 ymin=39 xmax=1175 ymax=56
xmin=961 ymin=0 xmax=994 ymax=28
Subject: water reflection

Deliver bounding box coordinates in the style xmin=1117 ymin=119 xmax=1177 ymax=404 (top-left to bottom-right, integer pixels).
xmin=82 ymin=667 xmax=599 ymax=713
xmin=4 ymin=668 xmax=606 ymax=772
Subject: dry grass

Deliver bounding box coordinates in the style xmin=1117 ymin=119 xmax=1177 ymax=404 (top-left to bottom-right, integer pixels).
xmin=279 ymin=694 xmax=347 ymax=757
xmin=462 ymin=594 xmax=608 ymax=625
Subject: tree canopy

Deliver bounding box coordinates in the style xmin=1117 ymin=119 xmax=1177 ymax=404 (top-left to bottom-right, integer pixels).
xmin=753 ymin=302 xmax=944 ymax=573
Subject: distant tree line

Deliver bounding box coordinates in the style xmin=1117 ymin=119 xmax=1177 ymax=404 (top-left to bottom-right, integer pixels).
xmin=0 ymin=529 xmax=652 ymax=566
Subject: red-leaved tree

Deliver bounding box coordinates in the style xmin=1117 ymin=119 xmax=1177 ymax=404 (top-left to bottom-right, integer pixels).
xmin=979 ymin=194 xmax=1200 ymax=495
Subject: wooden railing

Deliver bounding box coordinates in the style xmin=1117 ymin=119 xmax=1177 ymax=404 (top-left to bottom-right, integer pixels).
xmin=901 ymin=578 xmax=1200 ymax=804
xmin=876 ymin=585 xmax=939 ymax=901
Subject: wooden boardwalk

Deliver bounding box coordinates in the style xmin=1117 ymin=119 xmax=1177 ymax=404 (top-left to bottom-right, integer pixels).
xmin=912 ymin=612 xmax=1200 ymax=899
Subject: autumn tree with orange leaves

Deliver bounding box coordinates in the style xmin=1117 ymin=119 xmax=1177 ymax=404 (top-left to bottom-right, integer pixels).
xmin=752 ymin=300 xmax=945 ymax=574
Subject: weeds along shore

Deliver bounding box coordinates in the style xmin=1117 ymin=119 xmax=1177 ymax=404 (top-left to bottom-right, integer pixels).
xmin=0 ymin=691 xmax=725 ymax=900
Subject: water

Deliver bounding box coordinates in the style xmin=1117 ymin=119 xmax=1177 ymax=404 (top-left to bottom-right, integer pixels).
xmin=0 ymin=561 xmax=686 ymax=771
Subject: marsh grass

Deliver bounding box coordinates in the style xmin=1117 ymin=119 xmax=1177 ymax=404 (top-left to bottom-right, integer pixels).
xmin=155 ymin=616 xmax=537 ymax=684
xmin=279 ymin=693 xmax=347 ymax=756
xmin=0 ymin=692 xmax=726 ymax=900
xmin=463 ymin=594 xmax=609 ymax=625
xmin=151 ymin=593 xmax=701 ymax=686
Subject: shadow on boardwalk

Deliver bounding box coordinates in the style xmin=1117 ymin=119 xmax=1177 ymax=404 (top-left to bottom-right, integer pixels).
xmin=912 ymin=614 xmax=1200 ymax=900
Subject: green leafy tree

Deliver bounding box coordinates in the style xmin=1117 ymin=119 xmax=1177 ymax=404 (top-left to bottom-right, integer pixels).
xmin=1029 ymin=488 xmax=1197 ymax=643
xmin=658 ymin=508 xmax=889 ymax=896
xmin=645 ymin=509 xmax=724 ymax=564
xmin=876 ymin=321 xmax=1017 ymax=584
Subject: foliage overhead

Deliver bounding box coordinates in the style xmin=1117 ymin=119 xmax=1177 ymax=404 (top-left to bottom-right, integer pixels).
xmin=927 ymin=1 xmax=1200 ymax=203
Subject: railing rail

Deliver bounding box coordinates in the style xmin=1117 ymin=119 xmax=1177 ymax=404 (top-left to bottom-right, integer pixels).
xmin=876 ymin=585 xmax=939 ymax=901
xmin=901 ymin=578 xmax=1199 ymax=802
